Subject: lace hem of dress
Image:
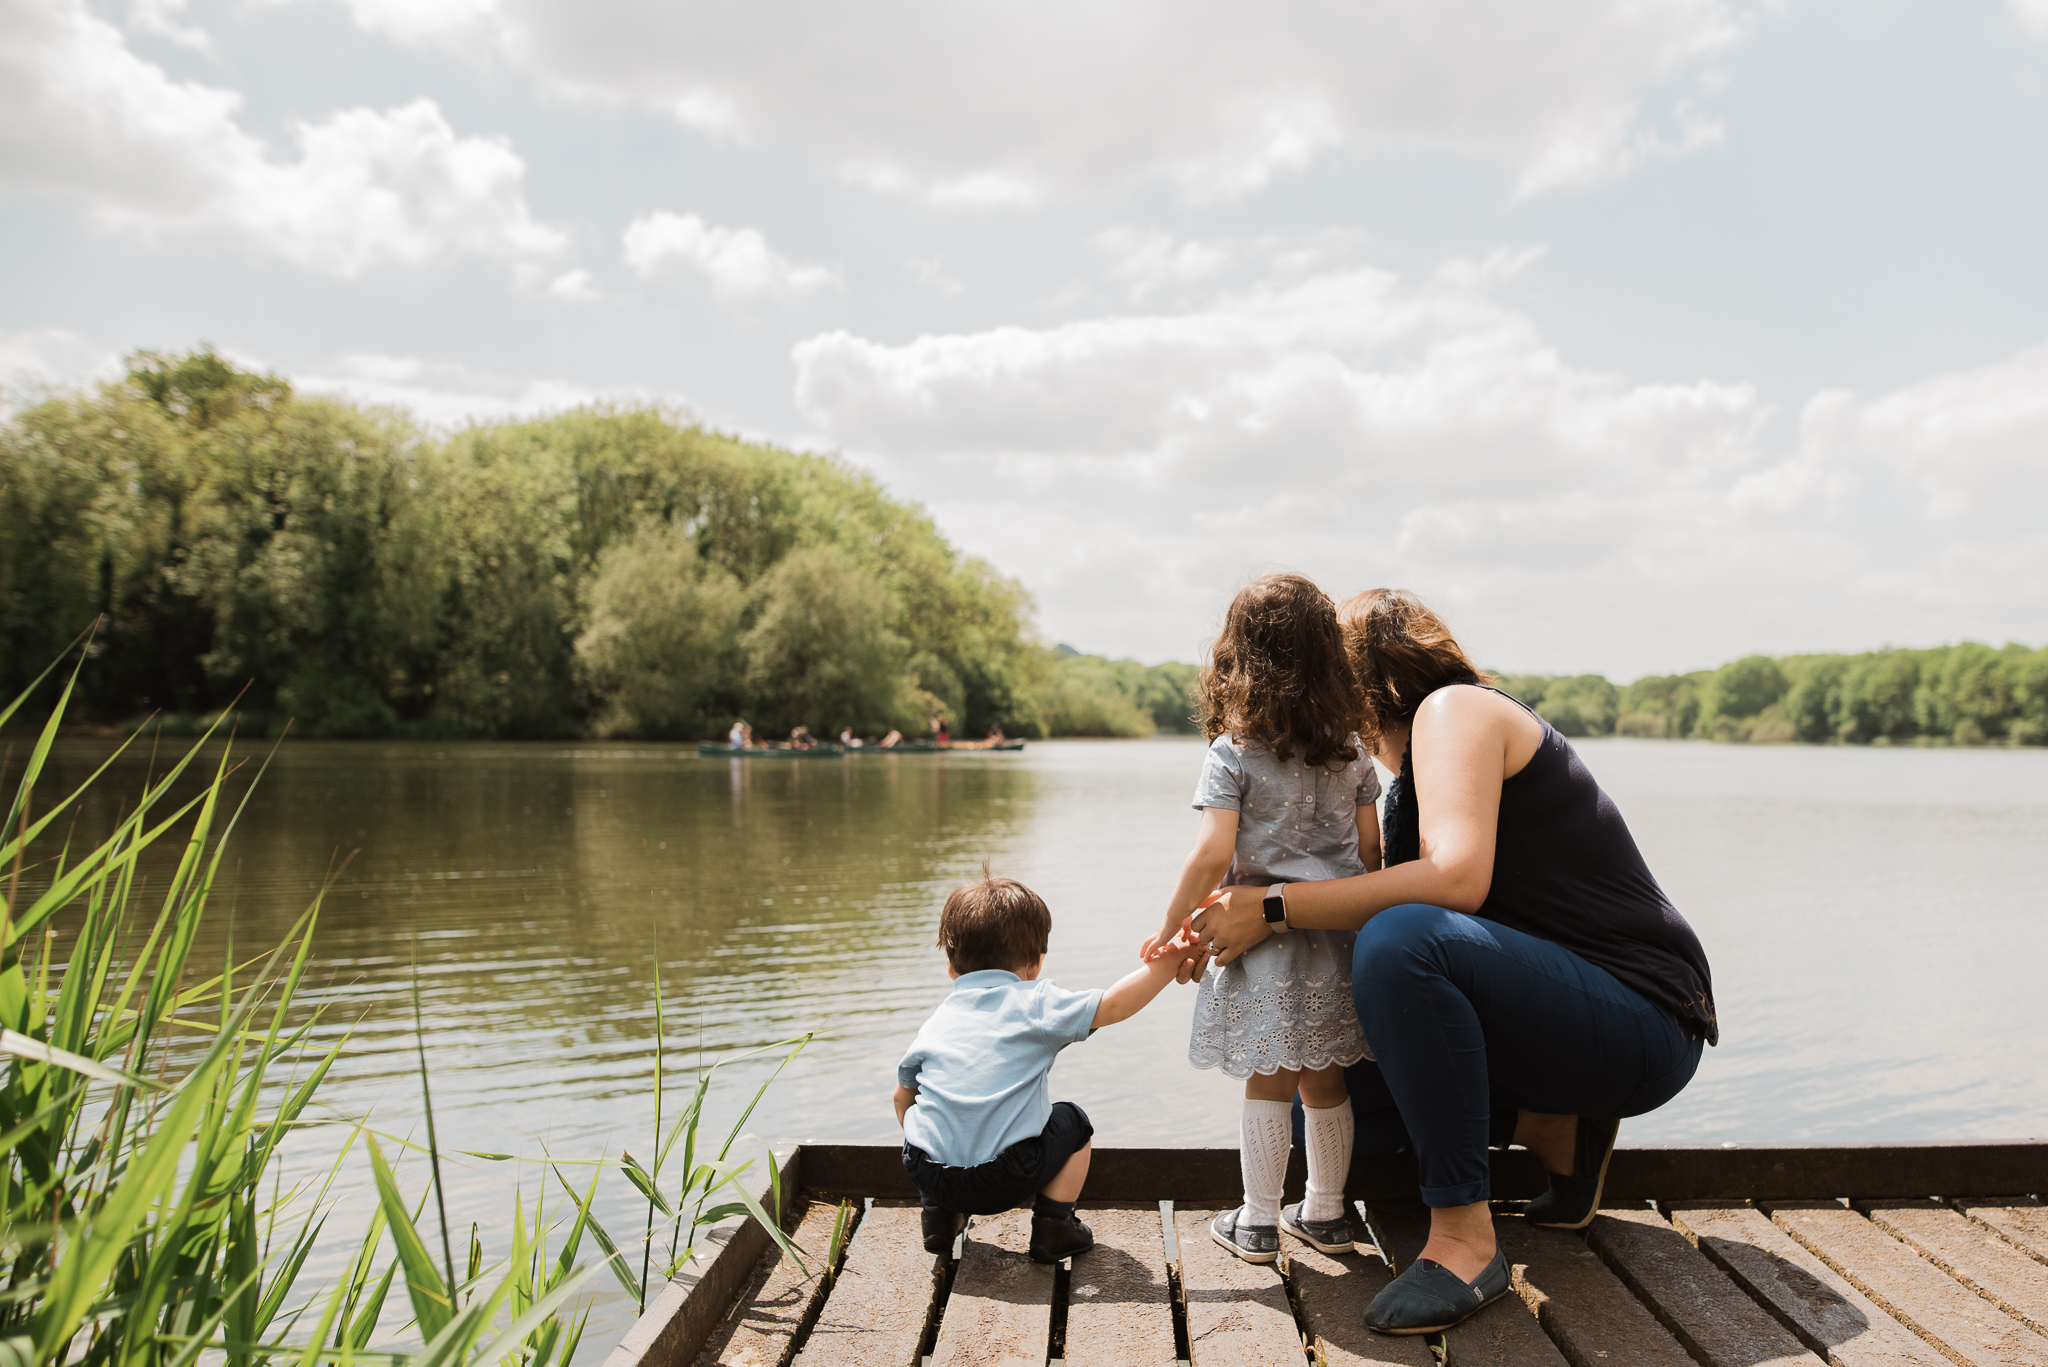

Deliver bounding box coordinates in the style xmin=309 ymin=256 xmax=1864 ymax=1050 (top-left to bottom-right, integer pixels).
xmin=1188 ymin=1041 xmax=1373 ymax=1081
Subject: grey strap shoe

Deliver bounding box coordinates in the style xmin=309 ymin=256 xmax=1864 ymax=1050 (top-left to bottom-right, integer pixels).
xmin=1280 ymin=1202 xmax=1356 ymax=1255
xmin=1362 ymin=1250 xmax=1511 ymax=1334
xmin=1209 ymin=1207 xmax=1280 ymax=1264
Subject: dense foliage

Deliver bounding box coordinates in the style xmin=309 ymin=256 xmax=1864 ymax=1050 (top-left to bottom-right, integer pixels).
xmin=1037 ymin=651 xmax=1201 ymax=737
xmin=1496 ymin=642 xmax=2048 ymax=745
xmin=1 ymin=351 xmax=1048 ymax=740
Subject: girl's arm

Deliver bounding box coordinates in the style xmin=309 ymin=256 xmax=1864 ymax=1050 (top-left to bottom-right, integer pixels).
xmin=1190 ymin=687 xmax=1529 ymax=962
xmin=893 ymin=1083 xmax=917 ymax=1127
xmin=1153 ymin=806 xmax=1239 ymax=949
xmin=1356 ymin=801 xmax=1383 ymax=874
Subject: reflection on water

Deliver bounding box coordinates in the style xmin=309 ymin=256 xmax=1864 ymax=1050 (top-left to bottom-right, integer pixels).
xmin=27 ymin=735 xmax=2048 ymax=1354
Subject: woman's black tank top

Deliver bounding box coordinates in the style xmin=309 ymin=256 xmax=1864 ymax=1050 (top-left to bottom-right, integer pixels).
xmin=1384 ymin=685 xmax=1718 ymax=1043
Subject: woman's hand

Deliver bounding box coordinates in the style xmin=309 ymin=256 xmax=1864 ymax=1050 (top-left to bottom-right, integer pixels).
xmin=1188 ymin=884 xmax=1271 ymax=972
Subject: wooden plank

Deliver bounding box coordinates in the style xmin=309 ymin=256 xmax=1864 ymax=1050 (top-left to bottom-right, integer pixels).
xmin=1767 ymin=1201 xmax=2048 ymax=1367
xmin=1861 ymin=1201 xmax=2048 ymax=1337
xmin=1493 ymin=1216 xmax=1695 ymax=1367
xmin=1958 ymin=1201 xmax=2048 ymax=1267
xmin=1665 ymin=1204 xmax=1949 ymax=1367
xmin=1586 ymin=1206 xmax=1822 ymax=1366
xmin=928 ymin=1208 xmax=1056 ymax=1367
xmin=1061 ymin=1205 xmax=1178 ymax=1367
xmin=1365 ymin=1202 xmax=1568 ymax=1367
xmin=693 ymin=1200 xmax=848 ymax=1367
xmin=1172 ymin=1208 xmax=1304 ymax=1366
xmin=792 ymin=1142 xmax=2048 ymax=1205
xmin=797 ymin=1204 xmax=942 ymax=1367
xmin=607 ymin=1146 xmax=801 ymax=1367
xmin=1288 ymin=1212 xmax=1435 ymax=1367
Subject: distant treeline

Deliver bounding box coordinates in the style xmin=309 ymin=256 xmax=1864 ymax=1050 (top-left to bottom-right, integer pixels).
xmin=1496 ymin=645 xmax=2048 ymax=747
xmin=2 ymin=349 xmax=1114 ymax=740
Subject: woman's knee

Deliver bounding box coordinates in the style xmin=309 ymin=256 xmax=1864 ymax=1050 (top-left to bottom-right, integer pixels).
xmin=1353 ymin=903 xmax=1463 ymax=987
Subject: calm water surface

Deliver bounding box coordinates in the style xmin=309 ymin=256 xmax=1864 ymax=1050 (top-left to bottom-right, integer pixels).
xmin=31 ymin=735 xmax=2048 ymax=1350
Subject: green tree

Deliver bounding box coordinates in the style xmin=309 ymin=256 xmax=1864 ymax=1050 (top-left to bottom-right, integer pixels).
xmin=576 ymin=523 xmax=746 ymax=737
xmin=742 ymin=544 xmax=907 ymax=735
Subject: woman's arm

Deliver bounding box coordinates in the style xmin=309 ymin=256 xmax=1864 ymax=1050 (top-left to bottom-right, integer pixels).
xmin=1154 ymin=807 xmax=1239 ymax=948
xmin=1190 ymin=687 xmax=1527 ymax=964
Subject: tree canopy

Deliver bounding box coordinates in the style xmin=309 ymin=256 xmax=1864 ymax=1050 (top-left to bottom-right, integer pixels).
xmin=2 ymin=349 xmax=1053 ymax=739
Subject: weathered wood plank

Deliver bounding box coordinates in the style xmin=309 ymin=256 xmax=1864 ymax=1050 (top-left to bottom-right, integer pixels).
xmin=1767 ymin=1201 xmax=2048 ymax=1367
xmin=1288 ymin=1214 xmax=1435 ymax=1367
xmin=1493 ymin=1216 xmax=1694 ymax=1367
xmin=1061 ymin=1205 xmax=1178 ymax=1367
xmin=791 ymin=1142 xmax=2048 ymax=1205
xmin=1861 ymin=1202 xmax=2048 ymax=1338
xmin=1586 ymin=1206 xmax=1822 ymax=1367
xmin=692 ymin=1200 xmax=848 ymax=1367
xmin=1665 ymin=1204 xmax=1949 ymax=1367
xmin=796 ymin=1205 xmax=941 ymax=1367
xmin=1958 ymin=1200 xmax=2048 ymax=1268
xmin=1365 ymin=1203 xmax=1568 ymax=1367
xmin=1173 ymin=1208 xmax=1304 ymax=1366
xmin=927 ymin=1207 xmax=1056 ymax=1367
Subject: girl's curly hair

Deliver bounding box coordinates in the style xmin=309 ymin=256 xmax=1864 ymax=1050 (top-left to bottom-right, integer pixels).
xmin=1337 ymin=588 xmax=1492 ymax=746
xmin=1198 ymin=574 xmax=1362 ymax=770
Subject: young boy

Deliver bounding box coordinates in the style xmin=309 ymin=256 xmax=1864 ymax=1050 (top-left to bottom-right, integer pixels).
xmin=894 ymin=871 xmax=1197 ymax=1263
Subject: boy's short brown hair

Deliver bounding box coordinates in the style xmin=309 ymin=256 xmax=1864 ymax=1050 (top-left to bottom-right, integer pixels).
xmin=936 ymin=872 xmax=1051 ymax=974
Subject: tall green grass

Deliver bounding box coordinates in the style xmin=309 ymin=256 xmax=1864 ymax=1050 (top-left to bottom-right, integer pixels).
xmin=0 ymin=647 xmax=817 ymax=1366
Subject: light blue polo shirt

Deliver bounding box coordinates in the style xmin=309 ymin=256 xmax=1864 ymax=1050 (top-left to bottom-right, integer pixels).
xmin=897 ymin=970 xmax=1103 ymax=1168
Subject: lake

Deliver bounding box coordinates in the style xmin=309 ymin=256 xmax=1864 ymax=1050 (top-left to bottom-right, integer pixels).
xmin=28 ymin=734 xmax=2048 ymax=1351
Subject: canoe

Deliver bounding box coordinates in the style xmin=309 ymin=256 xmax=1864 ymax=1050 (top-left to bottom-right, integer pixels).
xmin=696 ymin=743 xmax=844 ymax=758
xmin=850 ymin=740 xmax=1026 ymax=754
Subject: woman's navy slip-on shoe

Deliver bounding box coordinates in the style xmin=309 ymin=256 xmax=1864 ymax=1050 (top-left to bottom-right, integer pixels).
xmin=1362 ymin=1250 xmax=1512 ymax=1335
xmin=1524 ymin=1116 xmax=1621 ymax=1230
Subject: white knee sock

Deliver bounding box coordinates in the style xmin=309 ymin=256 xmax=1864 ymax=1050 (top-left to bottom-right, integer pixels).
xmin=1302 ymin=1098 xmax=1355 ymax=1223
xmin=1239 ymin=1098 xmax=1294 ymax=1228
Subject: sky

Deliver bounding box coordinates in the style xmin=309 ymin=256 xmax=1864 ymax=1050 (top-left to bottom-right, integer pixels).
xmin=4 ymin=0 xmax=2046 ymax=678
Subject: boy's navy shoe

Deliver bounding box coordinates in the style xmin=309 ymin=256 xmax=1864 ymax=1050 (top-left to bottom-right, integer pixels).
xmin=922 ymin=1207 xmax=967 ymax=1254
xmin=1279 ymin=1202 xmax=1356 ymax=1255
xmin=1209 ymin=1207 xmax=1279 ymax=1264
xmin=1523 ymin=1116 xmax=1620 ymax=1230
xmin=1028 ymin=1211 xmax=1093 ymax=1263
xmin=1362 ymin=1250 xmax=1511 ymax=1334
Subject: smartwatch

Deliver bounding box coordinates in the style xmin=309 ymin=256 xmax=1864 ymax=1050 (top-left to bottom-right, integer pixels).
xmin=1263 ymin=884 xmax=1290 ymax=932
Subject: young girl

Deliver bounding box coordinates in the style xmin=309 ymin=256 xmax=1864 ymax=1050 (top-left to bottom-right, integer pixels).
xmin=1148 ymin=573 xmax=1382 ymax=1263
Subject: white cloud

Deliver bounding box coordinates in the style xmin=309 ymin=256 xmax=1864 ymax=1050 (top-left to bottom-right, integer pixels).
xmin=298 ymin=0 xmax=1754 ymax=202
xmin=2008 ymin=0 xmax=2048 ymax=40
xmin=0 ymin=0 xmax=566 ymax=276
xmin=1096 ymin=228 xmax=1230 ymax=301
xmin=0 ymin=328 xmax=123 ymax=414
xmin=621 ymin=211 xmax=841 ymax=298
xmin=793 ymin=248 xmax=2048 ymax=675
xmin=126 ymin=0 xmax=212 ymax=52
xmin=296 ymin=353 xmax=661 ymax=428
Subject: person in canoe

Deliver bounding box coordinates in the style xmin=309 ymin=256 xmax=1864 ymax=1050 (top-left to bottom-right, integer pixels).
xmin=880 ymin=729 xmax=904 ymax=748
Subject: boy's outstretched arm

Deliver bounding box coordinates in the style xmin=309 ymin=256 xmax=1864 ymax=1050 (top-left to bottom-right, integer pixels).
xmin=1093 ymin=935 xmax=1199 ymax=1028
xmin=1154 ymin=807 xmax=1239 ymax=948
xmin=893 ymin=1083 xmax=917 ymax=1127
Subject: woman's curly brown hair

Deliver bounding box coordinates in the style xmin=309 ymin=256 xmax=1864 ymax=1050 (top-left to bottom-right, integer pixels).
xmin=1198 ymin=574 xmax=1362 ymax=770
xmin=1337 ymin=588 xmax=1492 ymax=746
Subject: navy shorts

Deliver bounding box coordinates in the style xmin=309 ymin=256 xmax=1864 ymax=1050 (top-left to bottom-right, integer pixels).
xmin=902 ymin=1101 xmax=1094 ymax=1216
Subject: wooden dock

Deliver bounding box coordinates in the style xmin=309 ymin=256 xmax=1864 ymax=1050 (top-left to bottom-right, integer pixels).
xmin=606 ymin=1141 xmax=2048 ymax=1367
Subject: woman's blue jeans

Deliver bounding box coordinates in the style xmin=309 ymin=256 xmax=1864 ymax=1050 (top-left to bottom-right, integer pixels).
xmin=1312 ymin=903 xmax=1704 ymax=1208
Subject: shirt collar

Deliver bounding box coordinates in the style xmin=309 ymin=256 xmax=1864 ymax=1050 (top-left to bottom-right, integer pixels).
xmin=951 ymin=969 xmax=1023 ymax=991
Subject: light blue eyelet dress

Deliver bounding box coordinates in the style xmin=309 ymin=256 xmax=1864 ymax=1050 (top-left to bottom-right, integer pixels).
xmin=1187 ymin=733 xmax=1380 ymax=1080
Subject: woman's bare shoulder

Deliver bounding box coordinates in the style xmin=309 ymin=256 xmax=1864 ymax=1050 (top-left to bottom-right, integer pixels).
xmin=1413 ymin=683 xmax=1543 ymax=770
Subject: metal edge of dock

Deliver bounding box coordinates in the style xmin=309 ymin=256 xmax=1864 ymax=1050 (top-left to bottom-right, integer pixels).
xmin=607 ymin=1140 xmax=2048 ymax=1367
